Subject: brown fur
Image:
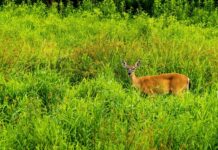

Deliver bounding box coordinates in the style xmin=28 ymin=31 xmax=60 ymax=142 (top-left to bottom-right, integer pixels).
xmin=131 ymin=73 xmax=189 ymax=95
xmin=122 ymin=60 xmax=190 ymax=95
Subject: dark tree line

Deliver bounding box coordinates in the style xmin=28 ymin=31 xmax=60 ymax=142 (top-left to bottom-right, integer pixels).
xmin=1 ymin=0 xmax=218 ymax=16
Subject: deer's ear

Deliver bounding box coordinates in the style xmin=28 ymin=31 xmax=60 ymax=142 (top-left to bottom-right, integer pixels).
xmin=122 ymin=61 xmax=128 ymax=68
xmin=135 ymin=60 xmax=141 ymax=67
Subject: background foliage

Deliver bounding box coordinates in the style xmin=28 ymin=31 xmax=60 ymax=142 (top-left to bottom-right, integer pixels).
xmin=1 ymin=0 xmax=218 ymax=15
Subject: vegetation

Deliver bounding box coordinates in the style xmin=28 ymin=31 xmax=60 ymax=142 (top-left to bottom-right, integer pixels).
xmin=1 ymin=0 xmax=218 ymax=17
xmin=0 ymin=1 xmax=218 ymax=149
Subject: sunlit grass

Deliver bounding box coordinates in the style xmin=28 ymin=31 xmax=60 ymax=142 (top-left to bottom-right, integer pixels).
xmin=0 ymin=3 xmax=217 ymax=149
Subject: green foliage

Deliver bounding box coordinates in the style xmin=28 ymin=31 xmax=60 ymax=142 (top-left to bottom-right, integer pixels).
xmin=99 ymin=0 xmax=116 ymax=16
xmin=2 ymin=0 xmax=218 ymax=20
xmin=0 ymin=3 xmax=218 ymax=149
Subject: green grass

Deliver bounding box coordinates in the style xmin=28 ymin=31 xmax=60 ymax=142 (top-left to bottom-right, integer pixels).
xmin=0 ymin=3 xmax=218 ymax=149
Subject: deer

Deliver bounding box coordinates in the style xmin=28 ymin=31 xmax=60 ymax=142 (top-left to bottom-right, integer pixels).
xmin=122 ymin=60 xmax=190 ymax=95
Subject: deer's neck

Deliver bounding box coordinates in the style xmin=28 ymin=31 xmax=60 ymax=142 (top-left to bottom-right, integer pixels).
xmin=130 ymin=73 xmax=140 ymax=88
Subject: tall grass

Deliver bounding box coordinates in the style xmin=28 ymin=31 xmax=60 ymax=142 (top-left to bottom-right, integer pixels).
xmin=0 ymin=3 xmax=218 ymax=149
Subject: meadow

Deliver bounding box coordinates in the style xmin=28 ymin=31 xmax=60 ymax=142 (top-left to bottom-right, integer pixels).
xmin=0 ymin=2 xmax=218 ymax=149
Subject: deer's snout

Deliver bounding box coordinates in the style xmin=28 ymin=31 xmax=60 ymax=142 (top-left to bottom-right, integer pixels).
xmin=128 ymin=70 xmax=132 ymax=76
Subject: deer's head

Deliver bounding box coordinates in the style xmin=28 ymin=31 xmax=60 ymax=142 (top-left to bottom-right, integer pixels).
xmin=122 ymin=60 xmax=141 ymax=76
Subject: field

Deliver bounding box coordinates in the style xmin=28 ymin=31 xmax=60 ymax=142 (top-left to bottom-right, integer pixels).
xmin=0 ymin=2 xmax=218 ymax=149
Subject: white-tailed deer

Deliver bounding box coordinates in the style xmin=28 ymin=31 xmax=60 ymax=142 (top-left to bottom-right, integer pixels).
xmin=122 ymin=60 xmax=190 ymax=95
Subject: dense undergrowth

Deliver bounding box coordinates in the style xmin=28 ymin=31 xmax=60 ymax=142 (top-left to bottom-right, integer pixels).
xmin=0 ymin=3 xmax=218 ymax=149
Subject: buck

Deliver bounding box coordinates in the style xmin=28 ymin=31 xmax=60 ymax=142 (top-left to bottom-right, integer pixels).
xmin=122 ymin=60 xmax=190 ymax=95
